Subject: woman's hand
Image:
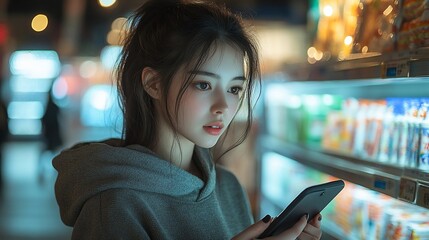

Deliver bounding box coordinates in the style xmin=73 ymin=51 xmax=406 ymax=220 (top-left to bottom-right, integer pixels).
xmin=232 ymin=213 xmax=322 ymax=240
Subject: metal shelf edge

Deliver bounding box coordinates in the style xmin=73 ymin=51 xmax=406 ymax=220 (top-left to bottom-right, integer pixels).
xmin=260 ymin=136 xmax=402 ymax=198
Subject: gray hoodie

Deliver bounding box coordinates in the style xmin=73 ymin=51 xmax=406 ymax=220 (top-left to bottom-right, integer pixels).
xmin=53 ymin=138 xmax=254 ymax=239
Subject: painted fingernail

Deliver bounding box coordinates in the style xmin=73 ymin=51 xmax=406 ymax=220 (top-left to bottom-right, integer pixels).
xmin=262 ymin=214 xmax=271 ymax=223
xmin=318 ymin=215 xmax=322 ymax=221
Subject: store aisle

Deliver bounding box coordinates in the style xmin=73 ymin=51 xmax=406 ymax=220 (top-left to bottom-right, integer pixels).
xmin=0 ymin=141 xmax=72 ymax=240
xmin=0 ymin=125 xmax=120 ymax=239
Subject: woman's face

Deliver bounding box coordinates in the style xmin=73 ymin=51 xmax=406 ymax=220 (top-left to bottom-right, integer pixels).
xmin=168 ymin=43 xmax=245 ymax=148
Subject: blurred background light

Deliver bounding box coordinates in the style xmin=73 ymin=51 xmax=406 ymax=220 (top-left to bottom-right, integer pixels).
xmin=80 ymin=84 xmax=122 ymax=128
xmin=322 ymin=94 xmax=335 ymax=106
xmin=79 ymin=60 xmax=98 ymax=79
xmin=100 ymin=45 xmax=122 ymax=69
xmin=323 ymin=5 xmax=333 ymax=17
xmin=90 ymin=88 xmax=112 ymax=110
xmin=8 ymin=119 xmax=42 ymax=135
xmin=52 ymin=77 xmax=69 ymax=100
xmin=111 ymin=17 xmax=127 ymax=31
xmin=98 ymin=0 xmax=116 ymax=8
xmin=106 ymin=29 xmax=122 ymax=45
xmin=344 ymin=36 xmax=353 ymax=45
xmin=106 ymin=17 xmax=128 ymax=45
xmin=7 ymin=101 xmax=44 ymax=120
xmin=0 ymin=23 xmax=8 ymax=44
xmin=31 ymin=14 xmax=48 ymax=32
xmin=10 ymin=76 xmax=53 ymax=93
xmin=9 ymin=50 xmax=61 ymax=79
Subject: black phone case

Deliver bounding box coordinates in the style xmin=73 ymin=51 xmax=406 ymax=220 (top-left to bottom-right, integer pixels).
xmin=258 ymin=179 xmax=345 ymax=238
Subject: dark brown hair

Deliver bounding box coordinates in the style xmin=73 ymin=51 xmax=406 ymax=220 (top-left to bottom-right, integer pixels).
xmin=116 ymin=0 xmax=260 ymax=157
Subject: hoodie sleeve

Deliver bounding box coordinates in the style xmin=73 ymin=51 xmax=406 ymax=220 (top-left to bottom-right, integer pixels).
xmin=71 ymin=189 xmax=151 ymax=240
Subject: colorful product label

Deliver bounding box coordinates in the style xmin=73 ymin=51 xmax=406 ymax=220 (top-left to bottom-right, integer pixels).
xmin=398 ymin=121 xmax=409 ymax=166
xmin=419 ymin=124 xmax=429 ymax=170
xmin=407 ymin=123 xmax=421 ymax=168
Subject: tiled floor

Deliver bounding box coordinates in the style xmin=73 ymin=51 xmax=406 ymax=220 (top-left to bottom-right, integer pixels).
xmin=0 ymin=126 xmax=120 ymax=239
xmin=0 ymin=141 xmax=72 ymax=240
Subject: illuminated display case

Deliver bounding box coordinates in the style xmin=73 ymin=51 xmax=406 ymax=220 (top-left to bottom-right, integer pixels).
xmin=257 ymin=48 xmax=429 ymax=239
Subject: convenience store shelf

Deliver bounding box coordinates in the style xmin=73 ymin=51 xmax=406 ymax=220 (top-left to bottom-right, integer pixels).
xmin=260 ymin=135 xmax=429 ymax=210
xmin=283 ymin=47 xmax=429 ymax=81
xmin=260 ymin=195 xmax=348 ymax=240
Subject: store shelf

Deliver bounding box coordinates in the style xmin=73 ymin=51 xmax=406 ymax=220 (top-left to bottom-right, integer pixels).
xmin=322 ymin=220 xmax=350 ymax=240
xmin=260 ymin=135 xmax=429 ymax=210
xmin=264 ymin=77 xmax=429 ymax=101
xmin=283 ymin=48 xmax=429 ymax=81
xmin=261 ymin=194 xmax=348 ymax=240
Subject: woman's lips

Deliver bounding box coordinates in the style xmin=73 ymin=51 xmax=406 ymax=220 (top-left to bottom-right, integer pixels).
xmin=203 ymin=122 xmax=224 ymax=135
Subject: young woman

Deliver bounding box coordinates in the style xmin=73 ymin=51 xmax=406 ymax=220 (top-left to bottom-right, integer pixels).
xmin=53 ymin=1 xmax=322 ymax=239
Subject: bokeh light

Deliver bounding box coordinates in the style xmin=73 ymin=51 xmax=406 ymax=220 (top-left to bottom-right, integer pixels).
xmin=98 ymin=0 xmax=117 ymax=8
xmin=31 ymin=14 xmax=48 ymax=32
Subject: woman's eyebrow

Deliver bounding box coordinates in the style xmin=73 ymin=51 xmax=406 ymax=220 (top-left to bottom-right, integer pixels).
xmin=188 ymin=70 xmax=246 ymax=81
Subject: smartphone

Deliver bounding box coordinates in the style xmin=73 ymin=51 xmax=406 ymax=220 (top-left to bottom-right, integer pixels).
xmin=258 ymin=179 xmax=345 ymax=238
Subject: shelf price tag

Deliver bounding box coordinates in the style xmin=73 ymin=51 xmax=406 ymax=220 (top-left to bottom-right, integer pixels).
xmin=373 ymin=175 xmax=398 ymax=197
xmin=403 ymin=169 xmax=429 ymax=183
xmin=399 ymin=178 xmax=417 ymax=203
xmin=382 ymin=60 xmax=409 ymax=78
xmin=416 ymin=184 xmax=429 ymax=209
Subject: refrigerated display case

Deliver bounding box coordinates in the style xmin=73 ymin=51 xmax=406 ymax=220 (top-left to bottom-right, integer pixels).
xmin=257 ymin=48 xmax=429 ymax=239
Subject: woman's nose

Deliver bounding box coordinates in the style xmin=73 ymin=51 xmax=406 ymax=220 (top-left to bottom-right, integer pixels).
xmin=211 ymin=92 xmax=228 ymax=115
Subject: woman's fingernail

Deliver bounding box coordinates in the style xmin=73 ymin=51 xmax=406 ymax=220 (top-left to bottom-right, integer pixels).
xmin=318 ymin=215 xmax=322 ymax=221
xmin=305 ymin=213 xmax=309 ymax=220
xmin=261 ymin=214 xmax=271 ymax=223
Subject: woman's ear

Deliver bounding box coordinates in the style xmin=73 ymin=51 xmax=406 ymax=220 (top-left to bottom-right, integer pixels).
xmin=141 ymin=67 xmax=161 ymax=99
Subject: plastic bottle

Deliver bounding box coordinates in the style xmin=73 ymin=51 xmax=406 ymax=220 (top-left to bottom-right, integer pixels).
xmin=406 ymin=98 xmax=421 ymax=168
xmin=418 ymin=99 xmax=429 ymax=171
xmin=397 ymin=98 xmax=409 ymax=167
xmin=322 ymin=96 xmax=344 ymax=151
xmin=302 ymin=95 xmax=328 ymax=147
xmin=364 ymin=100 xmax=386 ymax=160
xmin=341 ymin=98 xmax=359 ymax=154
xmin=284 ymin=94 xmax=303 ymax=144
xmin=388 ymin=100 xmax=402 ymax=165
xmin=378 ymin=98 xmax=396 ymax=163
xmin=353 ymin=99 xmax=370 ymax=158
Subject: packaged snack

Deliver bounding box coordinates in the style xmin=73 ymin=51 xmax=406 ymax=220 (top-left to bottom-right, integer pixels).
xmin=364 ymin=100 xmax=386 ymax=160
xmin=398 ymin=21 xmax=413 ymax=50
xmin=406 ymin=98 xmax=421 ymax=168
xmin=353 ymin=99 xmax=371 ymax=157
xmin=407 ymin=222 xmax=429 ymax=239
xmin=341 ymin=98 xmax=360 ymax=154
xmin=402 ymin=0 xmax=425 ymax=21
xmin=301 ymin=95 xmax=328 ymax=146
xmin=398 ymin=0 xmax=429 ymax=49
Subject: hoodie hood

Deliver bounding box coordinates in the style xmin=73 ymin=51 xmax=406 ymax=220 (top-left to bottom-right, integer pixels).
xmin=53 ymin=138 xmax=216 ymax=226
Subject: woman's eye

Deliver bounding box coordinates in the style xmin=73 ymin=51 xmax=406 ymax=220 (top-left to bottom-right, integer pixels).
xmin=229 ymin=86 xmax=243 ymax=95
xmin=194 ymin=82 xmax=211 ymax=91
